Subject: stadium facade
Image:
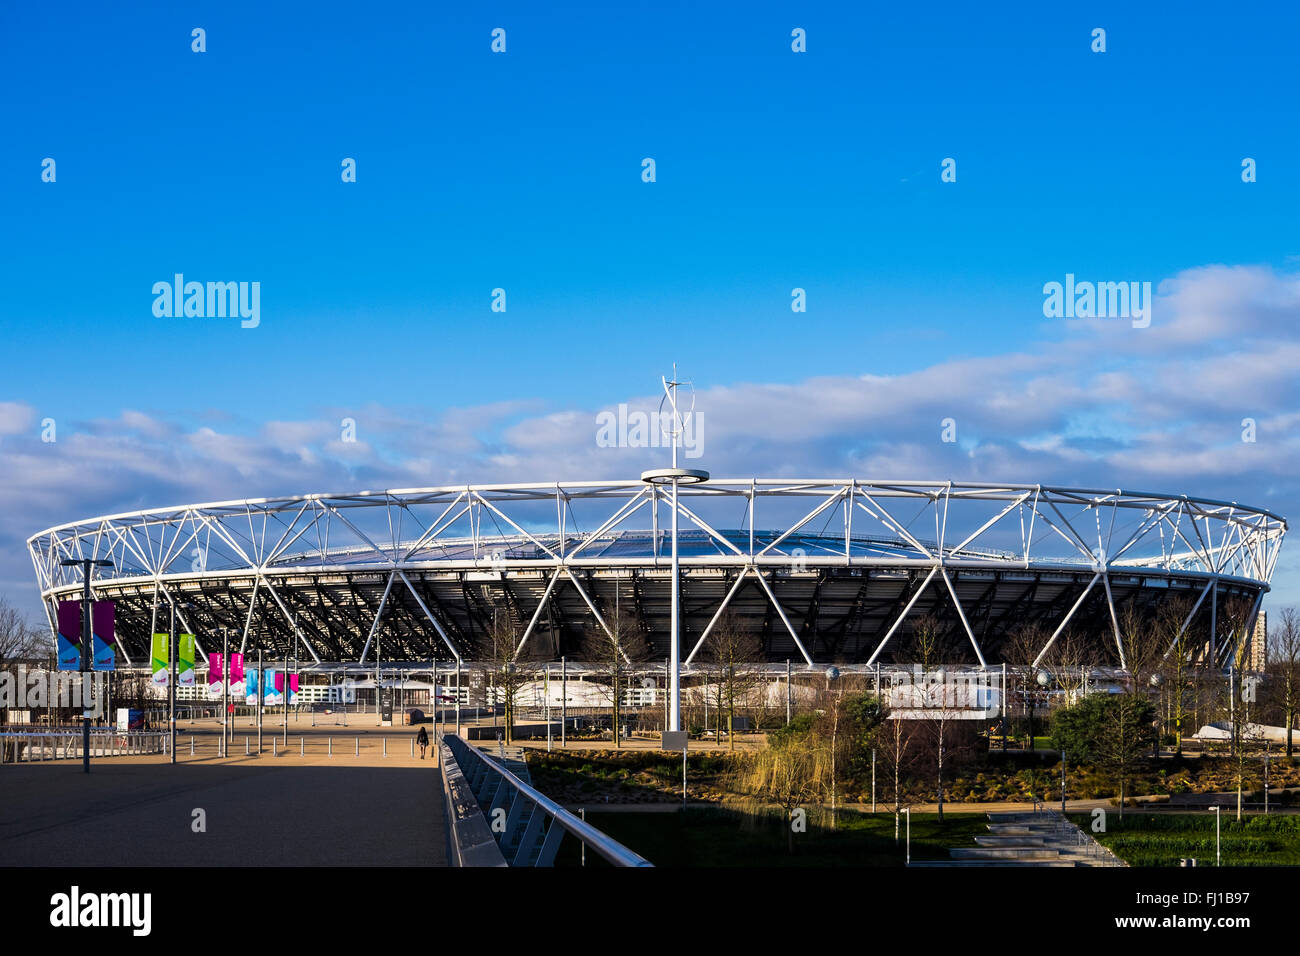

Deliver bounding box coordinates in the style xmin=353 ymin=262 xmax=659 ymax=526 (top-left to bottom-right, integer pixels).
xmin=27 ymin=479 xmax=1286 ymax=670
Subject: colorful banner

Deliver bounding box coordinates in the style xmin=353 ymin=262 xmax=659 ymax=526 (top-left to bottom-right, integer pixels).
xmin=57 ymin=601 xmax=81 ymax=671
xmin=289 ymin=673 xmax=299 ymax=706
xmin=178 ymin=634 xmax=196 ymax=686
xmin=208 ymin=653 xmax=224 ymax=699
xmin=229 ymin=652 xmax=245 ymax=698
xmin=91 ymin=601 xmax=115 ymax=671
xmin=245 ymin=667 xmax=260 ymax=705
xmin=209 ymin=652 xmax=224 ymax=682
xmin=151 ymin=633 xmax=169 ymax=686
xmin=264 ymin=668 xmax=282 ymax=706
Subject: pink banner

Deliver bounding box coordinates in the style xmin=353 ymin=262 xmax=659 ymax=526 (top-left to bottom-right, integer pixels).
xmin=274 ymin=671 xmax=285 ymax=692
xmin=289 ymin=674 xmax=299 ymax=693
xmin=209 ymin=653 xmax=224 ymax=683
xmin=229 ymin=653 xmax=244 ymax=683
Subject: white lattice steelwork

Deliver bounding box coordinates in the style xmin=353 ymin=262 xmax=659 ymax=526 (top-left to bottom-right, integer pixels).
xmin=28 ymin=479 xmax=1286 ymax=669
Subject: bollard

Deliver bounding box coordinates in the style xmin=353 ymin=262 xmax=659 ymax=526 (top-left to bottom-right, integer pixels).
xmin=273 ymin=737 xmax=277 ymax=756
xmin=245 ymin=737 xmax=249 ymax=756
xmin=300 ymin=737 xmax=304 ymax=756
xmin=328 ymin=736 xmax=332 ymax=758
xmin=383 ymin=737 xmax=387 ymax=758
xmin=190 ymin=737 xmax=195 ymax=757
xmin=355 ymin=736 xmax=359 ymax=756
xmin=410 ymin=737 xmax=414 ymax=757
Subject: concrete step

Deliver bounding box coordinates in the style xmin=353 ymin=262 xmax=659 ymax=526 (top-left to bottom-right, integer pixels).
xmin=986 ymin=825 xmax=1062 ymax=836
xmin=910 ymin=859 xmax=1078 ymax=868
xmin=951 ymin=847 xmax=1062 ymax=860
xmin=975 ymin=835 xmax=1051 ymax=847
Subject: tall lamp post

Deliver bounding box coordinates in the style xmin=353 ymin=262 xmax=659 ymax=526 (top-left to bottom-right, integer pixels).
xmin=1212 ymin=805 xmax=1222 ymax=867
xmin=825 ymin=666 xmax=841 ymax=827
xmin=168 ymin=599 xmax=194 ymax=765
xmin=220 ymin=626 xmax=231 ymax=755
xmin=59 ymin=557 xmax=113 ymax=774
xmin=903 ymin=806 xmax=911 ymax=866
xmin=640 ymin=368 xmax=708 ymax=734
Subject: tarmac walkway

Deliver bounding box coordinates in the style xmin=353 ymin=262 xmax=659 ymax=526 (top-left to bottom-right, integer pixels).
xmin=0 ymin=752 xmax=446 ymax=866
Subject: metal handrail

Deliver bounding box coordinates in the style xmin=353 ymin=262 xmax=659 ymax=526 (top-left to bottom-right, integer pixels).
xmin=444 ymin=734 xmax=652 ymax=867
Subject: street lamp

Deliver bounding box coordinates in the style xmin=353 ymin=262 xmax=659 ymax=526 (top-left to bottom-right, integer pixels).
xmin=1212 ymin=805 xmax=1221 ymax=867
xmin=826 ymin=666 xmax=841 ymax=828
xmin=1028 ymin=668 xmax=1049 ymax=751
xmin=59 ymin=557 xmax=113 ymax=774
xmin=932 ymin=668 xmax=947 ymax=816
xmin=641 ymin=367 xmax=709 ymax=735
xmin=903 ymin=806 xmax=911 ymax=866
xmin=166 ymin=599 xmax=195 ymax=765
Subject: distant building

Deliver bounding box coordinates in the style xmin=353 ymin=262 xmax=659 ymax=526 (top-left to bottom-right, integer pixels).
xmin=1246 ymin=610 xmax=1268 ymax=672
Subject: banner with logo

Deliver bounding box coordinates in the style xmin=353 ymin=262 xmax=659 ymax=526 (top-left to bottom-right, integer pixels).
xmin=91 ymin=601 xmax=115 ymax=671
xmin=264 ymin=669 xmax=283 ymax=706
xmin=178 ymin=634 xmax=196 ymax=686
xmin=229 ymin=653 xmax=245 ymax=699
xmin=289 ymin=673 xmax=299 ymax=706
xmin=208 ymin=653 xmax=224 ymax=699
xmin=245 ymin=667 xmax=260 ymax=705
xmin=57 ymin=601 xmax=82 ymax=671
xmin=151 ymin=633 xmax=169 ymax=686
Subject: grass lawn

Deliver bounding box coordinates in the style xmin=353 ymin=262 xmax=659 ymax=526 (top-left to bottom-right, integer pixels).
xmin=555 ymin=807 xmax=987 ymax=866
xmin=1069 ymin=812 xmax=1300 ymax=866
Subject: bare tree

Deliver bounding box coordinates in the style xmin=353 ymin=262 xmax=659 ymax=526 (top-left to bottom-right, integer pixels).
xmin=1156 ymin=595 xmax=1195 ymax=754
xmin=581 ymin=607 xmax=649 ymax=748
xmin=906 ymin=614 xmax=964 ymax=821
xmin=0 ymin=597 xmax=42 ymax=663
xmin=477 ymin=610 xmax=526 ymax=745
xmin=1225 ymin=668 xmax=1264 ymax=821
xmin=700 ymin=613 xmax=764 ymax=751
xmin=1039 ymin=629 xmax=1097 ymax=706
xmin=0 ymin=598 xmax=43 ymax=728
xmin=1267 ymin=607 xmax=1300 ymax=757
xmin=1117 ymin=601 xmax=1167 ymax=756
xmin=876 ymin=708 xmax=917 ymax=843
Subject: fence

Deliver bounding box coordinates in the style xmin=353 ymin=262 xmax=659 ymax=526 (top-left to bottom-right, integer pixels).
xmin=440 ymin=733 xmax=652 ymax=867
xmin=1031 ymin=798 xmax=1127 ymax=866
xmin=0 ymin=730 xmax=166 ymax=763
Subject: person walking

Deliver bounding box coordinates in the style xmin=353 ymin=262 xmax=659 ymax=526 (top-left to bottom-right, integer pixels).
xmin=416 ymin=725 xmax=429 ymax=759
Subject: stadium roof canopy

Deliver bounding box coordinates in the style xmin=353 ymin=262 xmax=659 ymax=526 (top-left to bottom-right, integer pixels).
xmin=29 ymin=479 xmax=1286 ymax=669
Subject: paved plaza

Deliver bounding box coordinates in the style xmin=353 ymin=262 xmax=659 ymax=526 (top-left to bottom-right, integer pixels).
xmin=0 ymin=744 xmax=446 ymax=866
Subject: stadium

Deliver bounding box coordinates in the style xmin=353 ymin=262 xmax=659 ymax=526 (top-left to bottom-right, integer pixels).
xmin=26 ymin=478 xmax=1287 ymax=672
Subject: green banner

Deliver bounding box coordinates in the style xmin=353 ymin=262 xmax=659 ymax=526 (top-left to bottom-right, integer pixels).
xmin=151 ymin=633 xmax=168 ymax=686
xmin=178 ymin=633 xmax=196 ymax=686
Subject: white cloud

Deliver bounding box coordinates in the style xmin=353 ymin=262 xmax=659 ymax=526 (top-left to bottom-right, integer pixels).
xmin=2 ymin=261 xmax=1300 ymax=616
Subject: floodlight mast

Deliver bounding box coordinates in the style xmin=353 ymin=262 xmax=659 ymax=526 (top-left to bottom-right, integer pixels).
xmin=640 ymin=367 xmax=709 ymax=733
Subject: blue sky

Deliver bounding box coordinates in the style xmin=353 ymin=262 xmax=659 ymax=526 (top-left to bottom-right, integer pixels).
xmin=3 ymin=1 xmax=1300 ymax=614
